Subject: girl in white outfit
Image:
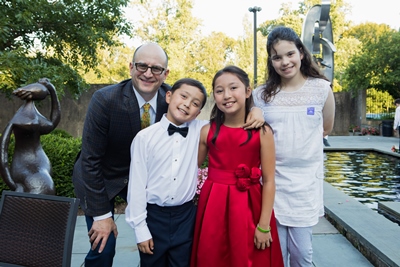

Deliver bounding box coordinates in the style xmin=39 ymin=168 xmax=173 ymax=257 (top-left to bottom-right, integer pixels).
xmin=253 ymin=26 xmax=335 ymax=267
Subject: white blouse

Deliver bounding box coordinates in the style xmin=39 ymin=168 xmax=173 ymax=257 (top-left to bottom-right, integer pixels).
xmin=253 ymin=78 xmax=330 ymax=227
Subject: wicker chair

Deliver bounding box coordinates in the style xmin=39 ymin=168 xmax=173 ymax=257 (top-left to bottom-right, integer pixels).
xmin=0 ymin=191 xmax=79 ymax=267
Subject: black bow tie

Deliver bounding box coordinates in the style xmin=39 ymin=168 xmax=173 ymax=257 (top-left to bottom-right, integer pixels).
xmin=167 ymin=124 xmax=189 ymax=137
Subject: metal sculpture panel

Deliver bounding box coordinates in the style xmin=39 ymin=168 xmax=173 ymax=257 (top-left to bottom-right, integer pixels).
xmin=301 ymin=0 xmax=336 ymax=82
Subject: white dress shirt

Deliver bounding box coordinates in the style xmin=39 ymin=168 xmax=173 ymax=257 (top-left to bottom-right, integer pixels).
xmin=133 ymin=86 xmax=158 ymax=125
xmin=125 ymin=115 xmax=208 ymax=243
xmin=394 ymin=106 xmax=400 ymax=130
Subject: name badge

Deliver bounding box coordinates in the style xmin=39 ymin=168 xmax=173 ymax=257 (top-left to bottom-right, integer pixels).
xmin=307 ymin=107 xmax=315 ymax=115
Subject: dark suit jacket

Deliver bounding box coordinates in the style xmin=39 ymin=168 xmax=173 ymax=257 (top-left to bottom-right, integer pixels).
xmin=72 ymin=79 xmax=170 ymax=216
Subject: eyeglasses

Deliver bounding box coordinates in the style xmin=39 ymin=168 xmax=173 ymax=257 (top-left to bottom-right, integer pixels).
xmin=133 ymin=62 xmax=166 ymax=75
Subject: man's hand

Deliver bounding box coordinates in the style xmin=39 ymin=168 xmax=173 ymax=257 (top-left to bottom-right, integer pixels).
xmin=88 ymin=217 xmax=118 ymax=253
xmin=137 ymin=239 xmax=154 ymax=255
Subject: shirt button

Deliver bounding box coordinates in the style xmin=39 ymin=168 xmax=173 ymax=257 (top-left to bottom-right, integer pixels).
xmin=124 ymin=179 xmax=128 ymax=184
xmin=173 ymin=178 xmax=176 ymax=181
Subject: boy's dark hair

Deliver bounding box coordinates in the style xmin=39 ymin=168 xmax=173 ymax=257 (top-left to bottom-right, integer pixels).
xmin=394 ymin=98 xmax=400 ymax=105
xmin=170 ymin=78 xmax=207 ymax=109
xmin=261 ymin=26 xmax=329 ymax=103
xmin=210 ymin=65 xmax=254 ymax=146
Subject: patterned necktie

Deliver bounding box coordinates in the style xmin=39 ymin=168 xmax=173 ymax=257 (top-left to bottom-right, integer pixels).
xmin=141 ymin=103 xmax=151 ymax=129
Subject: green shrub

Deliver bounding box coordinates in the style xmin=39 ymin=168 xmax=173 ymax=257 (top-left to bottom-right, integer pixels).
xmin=0 ymin=134 xmax=15 ymax=193
xmin=50 ymin=128 xmax=74 ymax=139
xmin=40 ymin=133 xmax=81 ymax=198
xmin=201 ymin=156 xmax=209 ymax=169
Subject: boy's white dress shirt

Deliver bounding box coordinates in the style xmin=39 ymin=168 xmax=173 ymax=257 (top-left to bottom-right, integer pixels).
xmin=125 ymin=115 xmax=207 ymax=243
xmin=393 ymin=105 xmax=400 ymax=130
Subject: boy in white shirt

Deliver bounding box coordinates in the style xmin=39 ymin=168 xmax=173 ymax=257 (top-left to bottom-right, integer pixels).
xmin=125 ymin=77 xmax=265 ymax=266
xmin=126 ymin=78 xmax=207 ymax=267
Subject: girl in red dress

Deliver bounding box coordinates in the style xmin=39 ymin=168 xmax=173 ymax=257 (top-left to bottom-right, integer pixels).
xmin=191 ymin=66 xmax=283 ymax=267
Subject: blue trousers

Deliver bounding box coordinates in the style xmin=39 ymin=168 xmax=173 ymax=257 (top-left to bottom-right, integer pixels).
xmin=139 ymin=201 xmax=197 ymax=267
xmin=84 ymin=187 xmax=127 ymax=267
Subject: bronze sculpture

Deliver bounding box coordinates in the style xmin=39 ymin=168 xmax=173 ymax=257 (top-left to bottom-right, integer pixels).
xmin=0 ymin=78 xmax=61 ymax=195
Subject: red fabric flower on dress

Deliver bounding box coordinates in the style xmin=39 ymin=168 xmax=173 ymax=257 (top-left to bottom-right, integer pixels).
xmin=235 ymin=164 xmax=250 ymax=177
xmin=236 ymin=178 xmax=251 ymax=191
xmin=250 ymin=167 xmax=262 ymax=180
xmin=234 ymin=164 xmax=261 ymax=191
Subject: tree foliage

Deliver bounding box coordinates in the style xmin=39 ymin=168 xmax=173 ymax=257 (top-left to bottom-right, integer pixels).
xmin=259 ymin=2 xmax=304 ymax=36
xmin=186 ymin=32 xmax=236 ymax=92
xmin=344 ymin=27 xmax=400 ymax=98
xmin=234 ymin=18 xmax=268 ymax=88
xmin=131 ymin=0 xmax=203 ymax=86
xmin=0 ymin=0 xmax=131 ymax=97
xmin=131 ymin=0 xmax=269 ymax=92
xmin=82 ymin=45 xmax=135 ymax=84
xmin=79 ymin=0 xmax=399 ymax=100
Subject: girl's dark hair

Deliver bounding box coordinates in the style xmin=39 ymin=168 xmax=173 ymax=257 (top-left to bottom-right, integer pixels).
xmin=261 ymin=26 xmax=329 ymax=103
xmin=210 ymin=65 xmax=253 ymax=145
xmin=170 ymin=78 xmax=207 ymax=108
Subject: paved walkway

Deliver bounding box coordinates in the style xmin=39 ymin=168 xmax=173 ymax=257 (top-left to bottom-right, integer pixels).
xmin=324 ymin=135 xmax=400 ymax=154
xmin=71 ymin=135 xmax=400 ymax=267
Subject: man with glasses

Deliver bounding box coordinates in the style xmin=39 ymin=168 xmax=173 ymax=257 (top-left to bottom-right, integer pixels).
xmin=72 ymin=42 xmax=170 ymax=267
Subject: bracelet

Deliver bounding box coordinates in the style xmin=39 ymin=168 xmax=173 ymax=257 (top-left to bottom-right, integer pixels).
xmin=256 ymin=224 xmax=271 ymax=233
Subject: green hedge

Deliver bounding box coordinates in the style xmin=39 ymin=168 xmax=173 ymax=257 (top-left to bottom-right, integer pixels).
xmin=41 ymin=129 xmax=82 ymax=197
xmin=0 ymin=129 xmax=81 ymax=198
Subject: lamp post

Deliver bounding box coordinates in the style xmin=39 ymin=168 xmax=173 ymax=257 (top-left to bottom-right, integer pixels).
xmin=248 ymin=6 xmax=262 ymax=86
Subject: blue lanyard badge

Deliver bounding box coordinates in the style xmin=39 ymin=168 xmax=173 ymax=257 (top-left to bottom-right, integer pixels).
xmin=307 ymin=107 xmax=315 ymax=115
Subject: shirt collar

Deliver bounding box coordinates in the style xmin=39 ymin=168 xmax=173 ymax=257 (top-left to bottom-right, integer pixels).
xmin=132 ymin=86 xmax=158 ymax=110
xmin=160 ymin=114 xmax=189 ymax=130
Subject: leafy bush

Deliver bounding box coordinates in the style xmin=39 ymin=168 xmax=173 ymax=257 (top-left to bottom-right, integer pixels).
xmin=348 ymin=125 xmax=361 ymax=132
xmin=50 ymin=128 xmax=74 ymax=139
xmin=361 ymin=126 xmax=380 ymax=136
xmin=201 ymin=156 xmax=209 ymax=169
xmin=40 ymin=132 xmax=81 ymax=197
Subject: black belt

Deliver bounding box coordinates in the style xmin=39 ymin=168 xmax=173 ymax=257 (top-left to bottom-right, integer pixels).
xmin=147 ymin=201 xmax=194 ymax=212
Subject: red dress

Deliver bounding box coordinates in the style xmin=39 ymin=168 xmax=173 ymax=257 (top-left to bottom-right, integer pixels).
xmin=191 ymin=123 xmax=283 ymax=267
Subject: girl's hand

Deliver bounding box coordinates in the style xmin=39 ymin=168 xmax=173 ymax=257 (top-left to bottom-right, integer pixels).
xmin=243 ymin=107 xmax=265 ymax=129
xmin=254 ymin=227 xmax=273 ymax=250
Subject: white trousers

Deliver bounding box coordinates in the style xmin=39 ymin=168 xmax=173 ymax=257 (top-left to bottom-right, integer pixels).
xmin=276 ymin=221 xmax=313 ymax=267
